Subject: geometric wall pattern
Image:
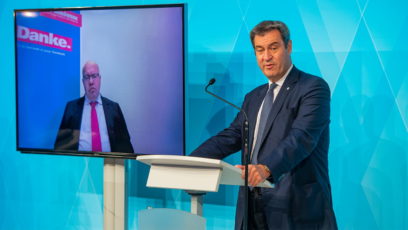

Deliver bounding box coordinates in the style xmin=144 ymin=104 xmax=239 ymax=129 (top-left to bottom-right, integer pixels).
xmin=0 ymin=0 xmax=407 ymax=229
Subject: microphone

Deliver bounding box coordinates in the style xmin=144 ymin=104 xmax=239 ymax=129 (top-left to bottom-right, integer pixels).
xmin=208 ymin=78 xmax=216 ymax=86
xmin=205 ymin=78 xmax=250 ymax=230
xmin=205 ymin=78 xmax=247 ymax=116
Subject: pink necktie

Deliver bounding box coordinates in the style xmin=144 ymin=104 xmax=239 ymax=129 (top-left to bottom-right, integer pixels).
xmin=90 ymin=101 xmax=102 ymax=152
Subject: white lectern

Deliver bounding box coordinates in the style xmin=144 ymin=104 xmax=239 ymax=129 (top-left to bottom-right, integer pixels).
xmin=136 ymin=155 xmax=273 ymax=229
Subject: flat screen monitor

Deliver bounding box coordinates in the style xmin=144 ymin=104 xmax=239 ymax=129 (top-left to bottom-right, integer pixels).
xmin=14 ymin=4 xmax=185 ymax=158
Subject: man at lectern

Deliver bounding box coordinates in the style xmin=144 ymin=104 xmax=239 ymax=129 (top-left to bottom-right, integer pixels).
xmin=190 ymin=21 xmax=337 ymax=230
xmin=54 ymin=61 xmax=134 ymax=153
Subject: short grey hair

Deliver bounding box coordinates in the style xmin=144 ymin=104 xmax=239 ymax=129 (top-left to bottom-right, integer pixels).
xmin=250 ymin=21 xmax=290 ymax=48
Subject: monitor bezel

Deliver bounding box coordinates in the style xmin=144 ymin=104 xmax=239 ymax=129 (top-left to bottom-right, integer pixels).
xmin=14 ymin=3 xmax=186 ymax=159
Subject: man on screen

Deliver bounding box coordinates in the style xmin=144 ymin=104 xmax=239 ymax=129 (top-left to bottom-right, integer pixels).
xmin=54 ymin=61 xmax=134 ymax=153
xmin=190 ymin=21 xmax=337 ymax=229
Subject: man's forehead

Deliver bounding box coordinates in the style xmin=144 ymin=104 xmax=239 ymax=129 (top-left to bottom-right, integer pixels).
xmin=253 ymin=30 xmax=283 ymax=45
xmin=84 ymin=64 xmax=99 ymax=73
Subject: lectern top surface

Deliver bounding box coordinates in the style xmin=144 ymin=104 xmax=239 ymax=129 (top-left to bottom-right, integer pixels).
xmin=137 ymin=155 xmax=224 ymax=168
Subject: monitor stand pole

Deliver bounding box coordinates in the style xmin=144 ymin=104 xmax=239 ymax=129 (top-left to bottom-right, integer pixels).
xmin=104 ymin=158 xmax=127 ymax=230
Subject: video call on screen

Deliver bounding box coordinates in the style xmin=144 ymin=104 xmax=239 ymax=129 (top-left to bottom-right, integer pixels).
xmin=15 ymin=5 xmax=185 ymax=156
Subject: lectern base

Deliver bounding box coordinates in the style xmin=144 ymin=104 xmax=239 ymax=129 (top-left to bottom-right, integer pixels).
xmin=139 ymin=208 xmax=206 ymax=230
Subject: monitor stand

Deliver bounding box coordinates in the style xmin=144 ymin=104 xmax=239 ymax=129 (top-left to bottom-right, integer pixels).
xmin=104 ymin=158 xmax=127 ymax=230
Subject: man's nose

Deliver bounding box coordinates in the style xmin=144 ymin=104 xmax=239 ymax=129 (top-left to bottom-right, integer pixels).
xmin=264 ymin=50 xmax=272 ymax=61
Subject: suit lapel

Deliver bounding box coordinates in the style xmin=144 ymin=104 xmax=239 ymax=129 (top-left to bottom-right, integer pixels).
xmin=101 ymin=96 xmax=115 ymax=140
xmin=259 ymin=67 xmax=299 ymax=145
xmin=248 ymin=84 xmax=269 ymax=151
xmin=70 ymin=97 xmax=85 ymax=149
xmin=101 ymin=96 xmax=112 ymax=128
xmin=74 ymin=97 xmax=85 ymax=130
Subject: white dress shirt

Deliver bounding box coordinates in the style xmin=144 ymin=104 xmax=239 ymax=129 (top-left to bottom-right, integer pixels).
xmin=78 ymin=94 xmax=111 ymax=152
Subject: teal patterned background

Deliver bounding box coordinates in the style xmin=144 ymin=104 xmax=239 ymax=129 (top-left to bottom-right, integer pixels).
xmin=1 ymin=0 xmax=407 ymax=229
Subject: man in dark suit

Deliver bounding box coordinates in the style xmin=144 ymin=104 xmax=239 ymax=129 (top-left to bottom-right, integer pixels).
xmin=54 ymin=61 xmax=134 ymax=153
xmin=190 ymin=21 xmax=337 ymax=229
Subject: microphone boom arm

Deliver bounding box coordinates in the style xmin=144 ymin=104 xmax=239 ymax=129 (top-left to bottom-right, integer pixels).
xmin=204 ymin=78 xmax=250 ymax=230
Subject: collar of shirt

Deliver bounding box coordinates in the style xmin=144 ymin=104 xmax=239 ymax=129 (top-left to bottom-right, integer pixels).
xmin=268 ymin=64 xmax=293 ymax=88
xmin=84 ymin=94 xmax=103 ymax=105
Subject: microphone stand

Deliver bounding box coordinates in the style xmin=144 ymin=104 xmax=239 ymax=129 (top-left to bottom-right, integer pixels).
xmin=205 ymin=78 xmax=250 ymax=230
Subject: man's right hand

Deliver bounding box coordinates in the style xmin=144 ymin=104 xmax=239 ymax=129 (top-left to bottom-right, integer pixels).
xmin=235 ymin=164 xmax=270 ymax=187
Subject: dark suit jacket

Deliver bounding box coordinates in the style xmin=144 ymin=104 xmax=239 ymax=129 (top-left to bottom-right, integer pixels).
xmin=54 ymin=96 xmax=134 ymax=153
xmin=191 ymin=67 xmax=337 ymax=229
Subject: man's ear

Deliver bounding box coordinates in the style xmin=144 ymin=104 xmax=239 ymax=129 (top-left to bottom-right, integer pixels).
xmin=287 ymin=40 xmax=292 ymax=54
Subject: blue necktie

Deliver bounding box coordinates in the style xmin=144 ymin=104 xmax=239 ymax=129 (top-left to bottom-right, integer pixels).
xmin=251 ymin=83 xmax=277 ymax=164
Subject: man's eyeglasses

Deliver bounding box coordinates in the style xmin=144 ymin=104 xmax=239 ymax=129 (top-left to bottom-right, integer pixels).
xmin=83 ymin=73 xmax=100 ymax=80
